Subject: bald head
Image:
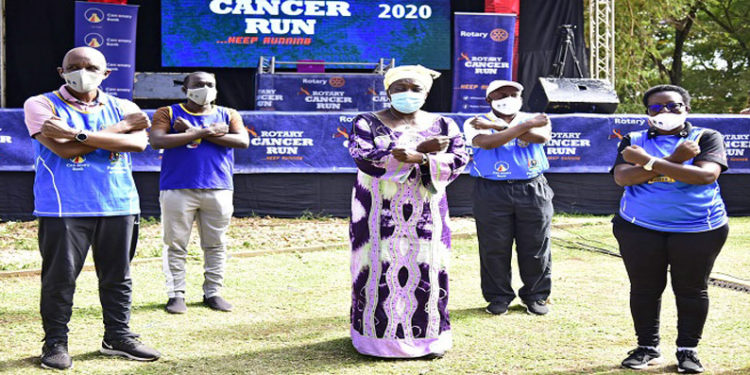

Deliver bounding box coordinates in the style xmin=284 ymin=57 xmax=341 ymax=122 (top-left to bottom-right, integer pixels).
xmin=61 ymin=47 xmax=108 ymax=73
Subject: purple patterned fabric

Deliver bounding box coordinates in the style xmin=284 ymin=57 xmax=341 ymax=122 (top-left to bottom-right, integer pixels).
xmin=349 ymin=112 xmax=468 ymax=358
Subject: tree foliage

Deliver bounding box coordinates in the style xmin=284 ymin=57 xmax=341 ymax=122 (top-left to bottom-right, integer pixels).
xmin=611 ymin=0 xmax=750 ymax=113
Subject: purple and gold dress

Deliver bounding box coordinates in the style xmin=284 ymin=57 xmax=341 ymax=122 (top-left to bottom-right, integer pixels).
xmin=348 ymin=112 xmax=469 ymax=358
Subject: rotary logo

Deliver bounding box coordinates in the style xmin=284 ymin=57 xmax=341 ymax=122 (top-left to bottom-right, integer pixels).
xmin=84 ymin=33 xmax=104 ymax=48
xmin=333 ymin=126 xmax=349 ymax=148
xmin=490 ymin=28 xmax=509 ymax=42
xmin=109 ymin=152 xmax=121 ymax=164
xmin=494 ymin=161 xmax=510 ymax=172
xmin=85 ymin=8 xmax=104 ymax=23
xmin=329 ymin=77 xmax=345 ymax=88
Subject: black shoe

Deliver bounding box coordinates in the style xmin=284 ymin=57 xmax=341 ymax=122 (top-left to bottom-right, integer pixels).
xmin=522 ymin=299 xmax=549 ymax=315
xmin=40 ymin=341 xmax=72 ymax=370
xmin=165 ymin=297 xmax=187 ymax=314
xmin=485 ymin=301 xmax=509 ymax=315
xmin=421 ymin=351 xmax=445 ymax=360
xmin=621 ymin=346 xmax=663 ymax=369
xmin=677 ymin=350 xmax=704 ymax=373
xmin=203 ymin=295 xmax=233 ymax=312
xmin=100 ymin=337 xmax=161 ymax=361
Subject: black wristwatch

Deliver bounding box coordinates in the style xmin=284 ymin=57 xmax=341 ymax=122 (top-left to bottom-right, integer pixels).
xmin=74 ymin=130 xmax=88 ymax=143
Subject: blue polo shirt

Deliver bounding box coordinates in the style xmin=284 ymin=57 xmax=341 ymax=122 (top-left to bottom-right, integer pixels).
xmin=613 ymin=123 xmax=729 ymax=232
xmin=463 ymin=111 xmax=549 ymax=180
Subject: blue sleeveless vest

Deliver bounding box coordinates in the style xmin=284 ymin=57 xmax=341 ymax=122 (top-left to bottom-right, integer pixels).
xmin=159 ymin=104 xmax=234 ymax=190
xmin=468 ymin=112 xmax=549 ymax=180
xmin=619 ymin=127 xmax=728 ymax=232
xmin=32 ymin=91 xmax=139 ymax=217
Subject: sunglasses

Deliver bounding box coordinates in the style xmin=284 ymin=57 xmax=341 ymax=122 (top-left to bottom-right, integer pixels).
xmin=647 ymin=102 xmax=685 ymax=114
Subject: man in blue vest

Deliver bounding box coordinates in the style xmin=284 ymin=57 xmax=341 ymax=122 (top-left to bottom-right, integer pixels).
xmin=149 ymin=71 xmax=249 ymax=315
xmin=463 ymin=80 xmax=554 ymax=316
xmin=23 ymin=46 xmax=161 ymax=370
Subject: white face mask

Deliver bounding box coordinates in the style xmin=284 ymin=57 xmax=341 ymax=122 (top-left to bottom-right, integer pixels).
xmin=62 ymin=69 xmax=105 ymax=93
xmin=491 ymin=96 xmax=523 ymax=115
xmin=186 ymin=87 xmax=217 ymax=106
xmin=649 ymin=112 xmax=687 ymax=131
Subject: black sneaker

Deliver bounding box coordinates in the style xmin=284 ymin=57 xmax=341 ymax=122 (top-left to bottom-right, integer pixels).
xmin=485 ymin=301 xmax=509 ymax=315
xmin=165 ymin=297 xmax=187 ymax=314
xmin=40 ymin=341 xmax=72 ymax=370
xmin=100 ymin=337 xmax=161 ymax=361
xmin=677 ymin=350 xmax=704 ymax=373
xmin=621 ymin=346 xmax=663 ymax=369
xmin=522 ymin=299 xmax=549 ymax=315
xmin=203 ymin=295 xmax=233 ymax=312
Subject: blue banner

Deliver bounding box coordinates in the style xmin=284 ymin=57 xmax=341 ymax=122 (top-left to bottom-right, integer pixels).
xmin=452 ymin=13 xmax=516 ymax=113
xmin=74 ymin=2 xmax=138 ymax=100
xmin=1 ymin=110 xmax=749 ymax=174
xmin=255 ymin=74 xmax=389 ymax=112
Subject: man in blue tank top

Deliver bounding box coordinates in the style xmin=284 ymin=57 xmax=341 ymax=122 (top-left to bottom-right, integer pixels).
xmin=150 ymin=71 xmax=249 ymax=315
xmin=462 ymin=80 xmax=554 ymax=316
xmin=22 ymin=47 xmax=161 ymax=370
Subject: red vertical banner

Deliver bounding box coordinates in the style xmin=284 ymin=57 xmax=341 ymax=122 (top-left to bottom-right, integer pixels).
xmin=485 ymin=0 xmax=520 ymax=80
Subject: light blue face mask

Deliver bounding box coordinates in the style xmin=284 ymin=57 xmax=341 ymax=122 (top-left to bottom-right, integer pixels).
xmin=390 ymin=91 xmax=425 ymax=114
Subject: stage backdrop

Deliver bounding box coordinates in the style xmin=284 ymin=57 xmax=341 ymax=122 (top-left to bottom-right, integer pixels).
xmin=74 ymin=1 xmax=139 ymax=99
xmin=255 ymin=73 xmax=389 ymax=111
xmin=1 ymin=111 xmax=749 ymax=174
xmin=161 ymin=0 xmax=451 ymax=69
xmin=452 ymin=13 xmax=516 ymax=113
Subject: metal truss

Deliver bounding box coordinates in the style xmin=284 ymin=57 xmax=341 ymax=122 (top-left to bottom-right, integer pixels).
xmin=589 ymin=0 xmax=615 ymax=84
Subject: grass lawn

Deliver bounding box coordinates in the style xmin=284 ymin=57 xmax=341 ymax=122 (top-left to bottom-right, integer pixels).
xmin=0 ymin=216 xmax=749 ymax=374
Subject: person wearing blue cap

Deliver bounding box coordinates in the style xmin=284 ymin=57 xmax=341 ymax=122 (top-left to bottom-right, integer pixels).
xmin=613 ymin=84 xmax=729 ymax=374
xmin=463 ymin=80 xmax=553 ymax=316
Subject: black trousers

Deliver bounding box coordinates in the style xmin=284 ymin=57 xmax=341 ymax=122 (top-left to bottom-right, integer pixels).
xmin=612 ymin=215 xmax=728 ymax=348
xmin=38 ymin=215 xmax=139 ymax=344
xmin=473 ymin=175 xmax=554 ymax=304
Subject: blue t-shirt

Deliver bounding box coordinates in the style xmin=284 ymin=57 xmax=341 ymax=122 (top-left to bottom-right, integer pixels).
xmin=31 ymin=91 xmax=140 ymax=217
xmin=159 ymin=104 xmax=235 ymax=190
xmin=616 ymin=125 xmax=728 ymax=232
xmin=463 ymin=112 xmax=549 ymax=180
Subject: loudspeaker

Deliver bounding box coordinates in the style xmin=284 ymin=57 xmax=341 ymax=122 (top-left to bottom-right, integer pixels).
xmin=528 ymin=78 xmax=619 ymax=114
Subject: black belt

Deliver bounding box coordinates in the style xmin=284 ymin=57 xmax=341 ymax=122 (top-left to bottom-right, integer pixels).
xmin=482 ymin=174 xmax=543 ymax=184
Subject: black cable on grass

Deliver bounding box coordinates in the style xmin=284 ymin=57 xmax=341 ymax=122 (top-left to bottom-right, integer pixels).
xmin=551 ymin=230 xmax=750 ymax=294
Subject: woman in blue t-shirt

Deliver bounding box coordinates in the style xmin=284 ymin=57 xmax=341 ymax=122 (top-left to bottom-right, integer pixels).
xmin=612 ymin=85 xmax=729 ymax=374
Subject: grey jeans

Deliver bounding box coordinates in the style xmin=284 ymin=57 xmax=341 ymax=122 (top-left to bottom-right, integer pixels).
xmin=160 ymin=189 xmax=233 ymax=299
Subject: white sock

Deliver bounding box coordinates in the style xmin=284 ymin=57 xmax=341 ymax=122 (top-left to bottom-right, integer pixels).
xmin=640 ymin=345 xmax=659 ymax=352
xmin=677 ymin=347 xmax=697 ymax=353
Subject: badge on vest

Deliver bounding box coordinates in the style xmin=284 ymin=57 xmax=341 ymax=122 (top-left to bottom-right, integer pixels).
xmin=493 ymin=161 xmax=511 ymax=176
xmin=66 ymin=155 xmax=89 ymax=171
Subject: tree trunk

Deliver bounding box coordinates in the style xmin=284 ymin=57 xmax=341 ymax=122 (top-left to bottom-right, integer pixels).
xmin=670 ymin=4 xmax=698 ymax=86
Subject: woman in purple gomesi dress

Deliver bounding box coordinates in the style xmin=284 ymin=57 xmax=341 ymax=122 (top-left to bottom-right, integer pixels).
xmin=348 ymin=65 xmax=469 ymax=358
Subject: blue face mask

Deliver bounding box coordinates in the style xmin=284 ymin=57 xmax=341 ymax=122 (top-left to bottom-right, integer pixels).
xmin=390 ymin=91 xmax=425 ymax=114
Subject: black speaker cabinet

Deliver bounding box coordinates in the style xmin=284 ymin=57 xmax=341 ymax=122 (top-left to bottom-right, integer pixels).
xmin=528 ymin=78 xmax=619 ymax=114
